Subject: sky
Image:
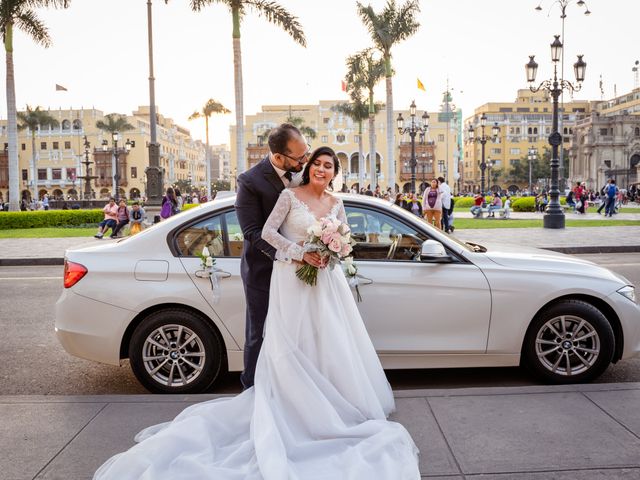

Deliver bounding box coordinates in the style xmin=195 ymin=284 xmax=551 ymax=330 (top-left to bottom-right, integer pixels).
xmin=3 ymin=0 xmax=638 ymax=146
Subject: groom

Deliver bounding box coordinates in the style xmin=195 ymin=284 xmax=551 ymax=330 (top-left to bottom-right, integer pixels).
xmin=235 ymin=123 xmax=321 ymax=389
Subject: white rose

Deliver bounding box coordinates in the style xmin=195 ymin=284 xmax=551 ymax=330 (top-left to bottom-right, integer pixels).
xmin=205 ymin=256 xmax=214 ymax=267
xmin=307 ymin=221 xmax=322 ymax=237
xmin=202 ymin=246 xmax=210 ymax=257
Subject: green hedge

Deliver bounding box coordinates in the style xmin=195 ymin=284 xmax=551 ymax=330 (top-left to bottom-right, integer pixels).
xmin=512 ymin=197 xmax=535 ymax=212
xmin=0 ymin=210 xmax=103 ymax=229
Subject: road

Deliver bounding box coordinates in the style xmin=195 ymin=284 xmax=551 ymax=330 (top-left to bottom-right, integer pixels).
xmin=1 ymin=253 xmax=638 ymax=395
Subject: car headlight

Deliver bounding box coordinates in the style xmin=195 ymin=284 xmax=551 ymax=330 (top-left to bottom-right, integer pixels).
xmin=617 ymin=285 xmax=636 ymax=304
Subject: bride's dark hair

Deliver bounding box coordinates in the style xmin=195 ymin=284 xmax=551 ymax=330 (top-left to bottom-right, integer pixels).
xmin=301 ymin=146 xmax=341 ymax=190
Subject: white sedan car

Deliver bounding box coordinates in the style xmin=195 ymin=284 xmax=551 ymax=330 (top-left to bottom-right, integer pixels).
xmin=55 ymin=194 xmax=640 ymax=394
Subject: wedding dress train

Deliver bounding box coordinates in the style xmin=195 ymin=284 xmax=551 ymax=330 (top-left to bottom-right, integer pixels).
xmin=93 ymin=188 xmax=420 ymax=480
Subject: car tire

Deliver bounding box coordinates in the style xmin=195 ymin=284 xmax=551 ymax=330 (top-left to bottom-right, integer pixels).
xmin=129 ymin=308 xmax=225 ymax=394
xmin=522 ymin=299 xmax=615 ymax=384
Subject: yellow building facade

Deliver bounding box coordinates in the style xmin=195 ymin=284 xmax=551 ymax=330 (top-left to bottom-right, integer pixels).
xmin=463 ymin=89 xmax=591 ymax=193
xmin=0 ymin=106 xmax=208 ymax=202
xmin=230 ymin=99 xmax=462 ymax=193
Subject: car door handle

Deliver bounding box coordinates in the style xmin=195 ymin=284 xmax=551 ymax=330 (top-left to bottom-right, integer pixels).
xmin=195 ymin=269 xmax=232 ymax=279
xmin=356 ymin=273 xmax=373 ymax=285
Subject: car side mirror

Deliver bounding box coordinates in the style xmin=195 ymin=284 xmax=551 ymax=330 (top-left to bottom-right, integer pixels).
xmin=420 ymin=239 xmax=451 ymax=263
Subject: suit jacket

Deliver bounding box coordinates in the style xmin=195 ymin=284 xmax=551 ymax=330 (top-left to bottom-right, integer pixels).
xmin=235 ymin=156 xmax=286 ymax=291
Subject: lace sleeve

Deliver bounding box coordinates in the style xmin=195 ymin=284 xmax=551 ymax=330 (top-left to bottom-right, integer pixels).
xmin=337 ymin=198 xmax=348 ymax=224
xmin=261 ymin=191 xmax=305 ymax=263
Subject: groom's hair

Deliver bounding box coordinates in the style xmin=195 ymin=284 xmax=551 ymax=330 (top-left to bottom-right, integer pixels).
xmin=268 ymin=123 xmax=303 ymax=155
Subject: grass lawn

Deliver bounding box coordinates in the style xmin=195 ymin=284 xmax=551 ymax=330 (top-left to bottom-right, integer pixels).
xmin=0 ymin=227 xmax=97 ymax=238
xmin=453 ymin=218 xmax=640 ymax=229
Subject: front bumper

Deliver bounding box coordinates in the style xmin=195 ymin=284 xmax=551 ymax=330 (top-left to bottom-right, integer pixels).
xmin=608 ymin=290 xmax=640 ymax=361
xmin=55 ymin=289 xmax=134 ymax=366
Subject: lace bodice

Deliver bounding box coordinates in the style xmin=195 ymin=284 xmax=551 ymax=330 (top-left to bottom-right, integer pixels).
xmin=262 ymin=189 xmax=347 ymax=262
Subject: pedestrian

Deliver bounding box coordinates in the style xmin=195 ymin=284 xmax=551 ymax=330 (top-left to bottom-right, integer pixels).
xmin=42 ymin=193 xmax=49 ymax=211
xmin=470 ymin=192 xmax=484 ymax=217
xmin=175 ymin=188 xmax=184 ymax=212
xmin=394 ymin=192 xmax=404 ymax=207
xmin=605 ymin=179 xmax=618 ymax=217
xmin=160 ymin=187 xmax=178 ymax=220
xmin=129 ymin=202 xmax=145 ymax=235
xmin=94 ymin=198 xmax=118 ymax=239
xmin=422 ymin=179 xmax=442 ymax=228
xmin=110 ymin=199 xmax=131 ymax=238
xmin=487 ymin=193 xmax=503 ymax=217
xmin=402 ymin=192 xmax=422 ymax=217
xmin=438 ymin=176 xmax=453 ymax=233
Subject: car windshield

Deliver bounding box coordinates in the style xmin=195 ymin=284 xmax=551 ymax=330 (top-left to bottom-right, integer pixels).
xmin=387 ymin=203 xmax=486 ymax=253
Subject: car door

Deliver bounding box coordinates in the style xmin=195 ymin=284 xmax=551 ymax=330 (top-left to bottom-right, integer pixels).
xmin=175 ymin=209 xmax=246 ymax=346
xmin=344 ymin=204 xmax=492 ymax=354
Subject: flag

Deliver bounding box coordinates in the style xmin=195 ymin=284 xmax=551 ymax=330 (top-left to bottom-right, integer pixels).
xmin=55 ymin=84 xmax=68 ymax=91
xmin=341 ymin=80 xmax=347 ymax=92
xmin=417 ymin=78 xmax=426 ymax=92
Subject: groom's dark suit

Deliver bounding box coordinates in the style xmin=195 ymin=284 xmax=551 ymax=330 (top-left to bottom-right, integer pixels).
xmin=235 ymin=155 xmax=287 ymax=389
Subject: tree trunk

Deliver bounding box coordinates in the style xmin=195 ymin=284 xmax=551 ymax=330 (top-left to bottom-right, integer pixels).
xmin=385 ymin=57 xmax=395 ymax=194
xmin=358 ymin=120 xmax=364 ymax=190
xmin=5 ymin=24 xmax=19 ymax=211
xmin=31 ymin=133 xmax=37 ymax=202
xmin=368 ymin=112 xmax=376 ymax=191
xmin=205 ymin=115 xmax=211 ymax=199
xmin=232 ymin=8 xmax=245 ymax=175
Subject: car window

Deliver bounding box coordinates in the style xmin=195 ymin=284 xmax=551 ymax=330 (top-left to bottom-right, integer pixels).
xmin=345 ymin=206 xmax=428 ymax=261
xmin=175 ymin=210 xmax=245 ymax=258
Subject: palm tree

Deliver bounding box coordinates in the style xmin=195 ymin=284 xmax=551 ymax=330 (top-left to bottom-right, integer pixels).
xmin=1 ymin=0 xmax=70 ymax=210
xmin=190 ymin=0 xmax=306 ymax=174
xmin=17 ymin=105 xmax=59 ymax=202
xmin=285 ymin=115 xmax=316 ymax=141
xmin=188 ymin=99 xmax=230 ymax=199
xmin=345 ymin=48 xmax=385 ymax=191
xmin=332 ymin=95 xmax=382 ymax=190
xmin=96 ymin=114 xmax=134 ymax=199
xmin=357 ymin=0 xmax=421 ymax=193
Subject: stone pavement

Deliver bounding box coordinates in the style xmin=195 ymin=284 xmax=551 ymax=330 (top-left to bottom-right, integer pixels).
xmin=3 ymin=383 xmax=639 ymax=479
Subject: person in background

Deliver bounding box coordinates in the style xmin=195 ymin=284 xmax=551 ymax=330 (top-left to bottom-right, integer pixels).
xmin=605 ymin=178 xmax=618 ymax=217
xmin=42 ymin=193 xmax=49 ymax=210
xmin=422 ymin=179 xmax=442 ymax=229
xmin=160 ymin=187 xmax=178 ymax=220
xmin=470 ymin=192 xmax=484 ymax=217
xmin=175 ymin=188 xmax=184 ymax=212
xmin=402 ymin=192 xmax=422 ymax=216
xmin=94 ymin=198 xmax=118 ymax=239
xmin=487 ymin=193 xmax=503 ymax=217
xmin=394 ymin=192 xmax=404 ymax=207
xmin=129 ymin=202 xmax=146 ymax=235
xmin=438 ymin=176 xmax=453 ymax=233
xmin=110 ymin=199 xmax=130 ymax=238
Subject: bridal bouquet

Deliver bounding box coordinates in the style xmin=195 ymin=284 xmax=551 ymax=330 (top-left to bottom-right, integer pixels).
xmin=196 ymin=246 xmax=221 ymax=303
xmin=296 ymin=216 xmax=355 ymax=286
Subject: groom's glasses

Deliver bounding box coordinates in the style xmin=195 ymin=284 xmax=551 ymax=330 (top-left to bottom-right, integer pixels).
xmin=279 ymin=149 xmax=311 ymax=164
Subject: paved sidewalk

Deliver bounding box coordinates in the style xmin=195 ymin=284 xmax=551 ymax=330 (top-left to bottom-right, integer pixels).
xmin=3 ymin=383 xmax=639 ymax=479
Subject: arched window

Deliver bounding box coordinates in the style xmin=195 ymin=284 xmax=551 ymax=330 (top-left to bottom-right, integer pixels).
xmin=336 ymin=134 xmax=346 ymax=143
xmin=533 ymin=127 xmax=538 ymax=134
xmin=527 ymin=127 xmax=532 ymax=135
xmin=635 ymin=127 xmax=640 ymax=137
xmin=61 ymin=119 xmax=71 ymax=130
xmin=72 ymin=119 xmax=82 ymax=130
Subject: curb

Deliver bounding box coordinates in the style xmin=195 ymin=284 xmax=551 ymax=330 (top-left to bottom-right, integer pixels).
xmin=1 ymin=245 xmax=639 ymax=267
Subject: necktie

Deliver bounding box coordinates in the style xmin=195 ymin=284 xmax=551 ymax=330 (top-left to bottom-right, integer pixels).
xmin=283 ymin=171 xmax=292 ymax=181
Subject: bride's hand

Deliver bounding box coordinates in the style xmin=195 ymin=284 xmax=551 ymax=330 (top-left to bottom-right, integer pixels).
xmin=303 ymin=251 xmax=326 ymax=268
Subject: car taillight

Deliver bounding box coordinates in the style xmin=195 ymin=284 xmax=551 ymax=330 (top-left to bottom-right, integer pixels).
xmin=64 ymin=260 xmax=88 ymax=288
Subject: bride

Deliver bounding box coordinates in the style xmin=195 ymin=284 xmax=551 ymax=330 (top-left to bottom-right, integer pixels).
xmin=93 ymin=146 xmax=420 ymax=480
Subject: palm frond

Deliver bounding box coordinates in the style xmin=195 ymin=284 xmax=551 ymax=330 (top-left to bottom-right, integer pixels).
xmin=189 ymin=0 xmax=231 ymax=13
xmin=17 ymin=105 xmax=59 ymax=131
xmin=188 ymin=111 xmax=202 ymax=121
xmin=29 ymin=1 xmax=71 ymax=8
xmin=203 ymin=98 xmax=231 ymax=116
xmin=246 ymin=0 xmax=306 ymax=47
xmin=14 ymin=9 xmax=51 ymax=47
xmin=96 ymin=113 xmax=134 ymax=133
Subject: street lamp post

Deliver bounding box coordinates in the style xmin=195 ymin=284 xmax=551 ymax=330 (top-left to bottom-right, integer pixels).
xmin=80 ymin=135 xmax=98 ymax=200
xmin=486 ymin=158 xmax=494 ymax=193
xmin=102 ymin=132 xmax=135 ymax=201
xmin=467 ymin=113 xmax=499 ymax=196
xmin=526 ymin=34 xmax=586 ymax=228
xmin=397 ymin=101 xmax=429 ymax=194
xmin=527 ymin=146 xmax=538 ymax=194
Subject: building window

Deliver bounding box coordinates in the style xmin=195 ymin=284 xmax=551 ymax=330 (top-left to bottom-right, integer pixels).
xmin=131 ymin=167 xmax=137 ymax=178
xmin=438 ymin=134 xmax=445 ymax=141
xmin=491 ymin=148 xmax=501 ymax=155
xmin=53 ymin=141 xmax=59 ymax=150
xmin=52 ymin=168 xmax=62 ymax=180
xmin=40 ymin=142 xmax=47 ymax=150
xmin=323 ymin=117 xmax=330 ymax=124
xmin=510 ymin=148 xmax=521 ymax=155
xmin=61 ymin=119 xmax=71 ymax=130
xmin=321 ymin=135 xmax=328 ymax=143
xmin=21 ymin=143 xmax=26 ymax=151
xmin=38 ymin=169 xmax=47 ymax=180
xmin=600 ymin=128 xmax=608 ymax=136
xmin=22 ymin=169 xmax=28 ymax=181
xmin=64 ymin=141 xmax=71 ymax=149
xmin=336 ymin=134 xmax=346 ymax=143
xmin=635 ymin=127 xmax=640 ymax=137
xmin=67 ymin=168 xmax=77 ymax=180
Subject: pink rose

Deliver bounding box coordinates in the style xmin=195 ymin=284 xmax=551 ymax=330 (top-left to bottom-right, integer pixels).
xmin=340 ymin=243 xmax=352 ymax=256
xmin=321 ymin=232 xmax=334 ymax=244
xmin=328 ymin=238 xmax=342 ymax=253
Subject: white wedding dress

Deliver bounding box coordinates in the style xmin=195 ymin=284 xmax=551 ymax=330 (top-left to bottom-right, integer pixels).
xmin=93 ymin=188 xmax=420 ymax=480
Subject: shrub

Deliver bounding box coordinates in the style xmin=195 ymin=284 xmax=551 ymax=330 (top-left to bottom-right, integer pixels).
xmin=182 ymin=203 xmax=198 ymax=211
xmin=453 ymin=197 xmax=475 ymax=208
xmin=512 ymin=197 xmax=535 ymax=212
xmin=0 ymin=210 xmax=103 ymax=230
